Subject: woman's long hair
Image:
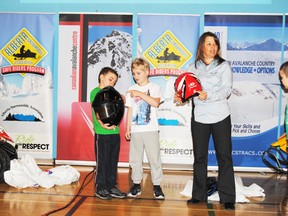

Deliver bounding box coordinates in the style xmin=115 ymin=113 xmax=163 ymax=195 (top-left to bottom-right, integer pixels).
xmin=194 ymin=31 xmax=225 ymax=68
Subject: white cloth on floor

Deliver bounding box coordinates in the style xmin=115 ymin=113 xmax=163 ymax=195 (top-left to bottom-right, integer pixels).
xmin=3 ymin=154 xmax=80 ymax=189
xmin=180 ymin=175 xmax=265 ymax=203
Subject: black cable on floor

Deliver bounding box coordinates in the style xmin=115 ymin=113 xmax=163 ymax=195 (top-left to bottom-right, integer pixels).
xmin=41 ymin=167 xmax=96 ymax=216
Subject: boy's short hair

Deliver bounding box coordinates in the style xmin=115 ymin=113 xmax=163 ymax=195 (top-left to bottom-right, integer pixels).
xmin=98 ymin=67 xmax=118 ymax=83
xmin=280 ymin=61 xmax=288 ymax=77
xmin=131 ymin=58 xmax=150 ymax=72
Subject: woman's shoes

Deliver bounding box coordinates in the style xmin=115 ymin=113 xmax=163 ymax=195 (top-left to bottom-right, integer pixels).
xmin=187 ymin=198 xmax=201 ymax=204
xmin=187 ymin=198 xmax=235 ymax=210
xmin=224 ymin=202 xmax=235 ymax=210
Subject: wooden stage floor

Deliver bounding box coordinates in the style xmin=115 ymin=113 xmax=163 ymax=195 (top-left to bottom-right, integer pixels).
xmin=0 ymin=166 xmax=287 ymax=216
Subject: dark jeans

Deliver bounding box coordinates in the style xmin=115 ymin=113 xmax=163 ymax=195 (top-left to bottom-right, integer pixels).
xmin=94 ymin=133 xmax=120 ymax=192
xmin=191 ymin=116 xmax=236 ymax=203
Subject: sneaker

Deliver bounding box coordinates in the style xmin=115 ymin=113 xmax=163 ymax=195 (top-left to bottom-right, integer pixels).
xmin=110 ymin=186 xmax=126 ymax=199
xmin=127 ymin=184 xmax=141 ymax=197
xmin=95 ymin=189 xmax=112 ymax=200
xmin=153 ymin=185 xmax=165 ymax=199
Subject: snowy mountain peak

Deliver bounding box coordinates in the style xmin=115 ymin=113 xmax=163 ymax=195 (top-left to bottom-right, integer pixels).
xmin=108 ymin=29 xmax=121 ymax=37
xmin=87 ymin=30 xmax=132 ymax=72
xmin=228 ymin=38 xmax=288 ymax=51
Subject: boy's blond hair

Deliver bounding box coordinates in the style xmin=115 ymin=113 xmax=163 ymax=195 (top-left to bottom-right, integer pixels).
xmin=131 ymin=58 xmax=150 ymax=72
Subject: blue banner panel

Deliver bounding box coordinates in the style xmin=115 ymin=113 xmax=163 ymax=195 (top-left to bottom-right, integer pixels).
xmin=205 ymin=14 xmax=284 ymax=169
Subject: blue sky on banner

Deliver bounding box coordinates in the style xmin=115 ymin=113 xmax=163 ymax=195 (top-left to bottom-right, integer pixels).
xmin=205 ymin=14 xmax=283 ymax=46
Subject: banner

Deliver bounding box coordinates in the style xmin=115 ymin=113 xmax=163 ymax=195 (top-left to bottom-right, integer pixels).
xmin=0 ymin=13 xmax=55 ymax=159
xmin=285 ymin=14 xmax=288 ymax=63
xmin=57 ymin=13 xmax=133 ymax=162
xmin=204 ymin=14 xmax=284 ymax=168
xmin=137 ymin=14 xmax=200 ymax=165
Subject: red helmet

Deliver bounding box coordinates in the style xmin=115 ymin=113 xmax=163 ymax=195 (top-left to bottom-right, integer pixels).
xmin=174 ymin=72 xmax=202 ymax=101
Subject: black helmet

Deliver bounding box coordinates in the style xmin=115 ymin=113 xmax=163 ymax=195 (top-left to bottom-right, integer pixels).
xmin=92 ymin=86 xmax=125 ymax=126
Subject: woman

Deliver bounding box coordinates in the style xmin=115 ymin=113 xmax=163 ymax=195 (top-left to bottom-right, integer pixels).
xmin=175 ymin=32 xmax=236 ymax=210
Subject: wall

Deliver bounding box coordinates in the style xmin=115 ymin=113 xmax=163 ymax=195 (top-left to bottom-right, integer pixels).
xmin=1 ymin=0 xmax=288 ymax=15
xmin=1 ymin=1 xmax=287 ymax=54
xmin=1 ymin=0 xmax=287 ymax=170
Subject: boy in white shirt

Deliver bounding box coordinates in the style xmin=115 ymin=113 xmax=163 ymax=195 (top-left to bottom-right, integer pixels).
xmin=125 ymin=58 xmax=165 ymax=199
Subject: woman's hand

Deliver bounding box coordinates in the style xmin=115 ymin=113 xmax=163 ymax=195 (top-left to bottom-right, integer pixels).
xmin=174 ymin=92 xmax=182 ymax=103
xmin=198 ymin=91 xmax=207 ymax=101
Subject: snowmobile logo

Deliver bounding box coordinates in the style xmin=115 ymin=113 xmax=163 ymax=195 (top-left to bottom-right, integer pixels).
xmin=0 ymin=28 xmax=47 ymax=77
xmin=144 ymin=30 xmax=192 ymax=71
